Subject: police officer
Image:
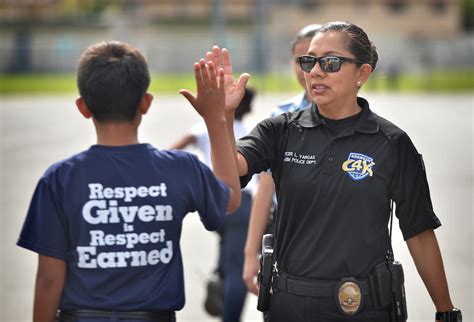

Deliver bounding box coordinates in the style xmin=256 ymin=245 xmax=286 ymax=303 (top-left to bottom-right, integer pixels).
xmin=201 ymin=21 xmax=461 ymax=321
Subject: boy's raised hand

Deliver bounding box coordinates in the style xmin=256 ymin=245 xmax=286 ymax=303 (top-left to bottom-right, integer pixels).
xmin=180 ymin=59 xmax=226 ymax=121
xmin=206 ymin=46 xmax=250 ymax=114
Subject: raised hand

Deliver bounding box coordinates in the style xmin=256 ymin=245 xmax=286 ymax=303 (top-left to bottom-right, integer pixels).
xmin=180 ymin=50 xmax=243 ymax=213
xmin=206 ymin=46 xmax=250 ymax=114
xmin=180 ymin=59 xmax=225 ymax=121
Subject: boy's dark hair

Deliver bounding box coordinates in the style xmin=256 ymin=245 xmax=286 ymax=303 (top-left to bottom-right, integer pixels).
xmin=77 ymin=41 xmax=150 ymax=122
xmin=235 ymin=87 xmax=255 ymax=120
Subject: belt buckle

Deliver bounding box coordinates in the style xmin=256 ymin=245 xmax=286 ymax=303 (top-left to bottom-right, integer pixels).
xmin=335 ymin=278 xmax=363 ymax=316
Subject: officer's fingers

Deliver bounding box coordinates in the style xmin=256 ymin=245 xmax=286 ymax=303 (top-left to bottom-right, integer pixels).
xmin=212 ymin=46 xmax=222 ymax=69
xmin=248 ymin=278 xmax=259 ymax=295
xmin=243 ymin=273 xmax=259 ymax=295
xmin=237 ymin=73 xmax=251 ymax=90
xmin=207 ymin=50 xmax=218 ymax=71
xmin=221 ymin=48 xmax=233 ymax=76
xmin=206 ymin=51 xmax=213 ymax=64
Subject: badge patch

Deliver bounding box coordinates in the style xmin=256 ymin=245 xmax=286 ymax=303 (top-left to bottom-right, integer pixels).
xmin=342 ymin=152 xmax=375 ymax=180
xmin=336 ymin=279 xmax=363 ymax=315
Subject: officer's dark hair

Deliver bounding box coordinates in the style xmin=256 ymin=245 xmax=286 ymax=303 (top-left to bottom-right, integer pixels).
xmin=77 ymin=41 xmax=150 ymax=122
xmin=234 ymin=87 xmax=255 ymax=121
xmin=316 ymin=21 xmax=379 ymax=71
xmin=291 ymin=24 xmax=322 ymax=54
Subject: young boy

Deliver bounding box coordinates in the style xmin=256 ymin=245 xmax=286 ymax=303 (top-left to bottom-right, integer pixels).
xmin=17 ymin=41 xmax=241 ymax=322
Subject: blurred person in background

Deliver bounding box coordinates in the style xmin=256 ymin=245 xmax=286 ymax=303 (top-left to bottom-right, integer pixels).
xmin=17 ymin=40 xmax=241 ymax=322
xmin=196 ymin=20 xmax=461 ymax=322
xmin=170 ymin=88 xmax=257 ymax=322
xmin=242 ymin=24 xmax=321 ymax=298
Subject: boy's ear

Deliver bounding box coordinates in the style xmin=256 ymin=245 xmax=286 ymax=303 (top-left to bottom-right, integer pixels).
xmin=76 ymin=97 xmax=92 ymax=119
xmin=139 ymin=93 xmax=153 ymax=115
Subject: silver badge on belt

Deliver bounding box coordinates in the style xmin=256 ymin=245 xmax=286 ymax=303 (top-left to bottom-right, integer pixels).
xmin=335 ymin=278 xmax=363 ymax=315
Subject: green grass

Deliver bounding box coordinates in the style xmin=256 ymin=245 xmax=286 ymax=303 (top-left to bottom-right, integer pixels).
xmin=0 ymin=70 xmax=472 ymax=95
xmin=366 ymin=70 xmax=474 ymax=92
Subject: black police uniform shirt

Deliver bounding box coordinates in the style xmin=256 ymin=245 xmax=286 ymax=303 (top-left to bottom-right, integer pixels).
xmin=17 ymin=144 xmax=229 ymax=311
xmin=237 ymin=97 xmax=441 ymax=279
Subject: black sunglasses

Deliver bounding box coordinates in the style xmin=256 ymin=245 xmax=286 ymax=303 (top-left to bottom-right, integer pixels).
xmin=297 ymin=55 xmax=365 ymax=73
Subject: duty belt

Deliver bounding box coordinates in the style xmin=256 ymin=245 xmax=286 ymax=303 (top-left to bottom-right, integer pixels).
xmin=273 ymin=271 xmax=371 ymax=298
xmin=274 ymin=271 xmax=377 ymax=315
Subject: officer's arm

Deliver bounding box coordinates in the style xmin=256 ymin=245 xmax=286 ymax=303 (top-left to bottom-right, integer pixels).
xmin=33 ymin=255 xmax=65 ymax=322
xmin=406 ymin=229 xmax=454 ymax=315
xmin=243 ymin=172 xmax=275 ymax=294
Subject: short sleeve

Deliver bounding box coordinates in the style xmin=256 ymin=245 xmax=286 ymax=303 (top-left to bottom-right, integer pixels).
xmin=236 ymin=116 xmax=284 ymax=187
xmin=187 ymin=154 xmax=230 ymax=231
xmin=17 ymin=177 xmax=69 ymax=260
xmin=390 ymin=133 xmax=441 ymax=240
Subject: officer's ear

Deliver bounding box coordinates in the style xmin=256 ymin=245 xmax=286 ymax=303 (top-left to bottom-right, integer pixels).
xmin=76 ymin=97 xmax=92 ymax=119
xmin=356 ymin=63 xmax=372 ymax=88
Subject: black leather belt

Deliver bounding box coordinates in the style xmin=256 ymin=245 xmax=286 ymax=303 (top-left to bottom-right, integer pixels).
xmin=58 ymin=309 xmax=175 ymax=322
xmin=273 ymin=272 xmax=370 ymax=298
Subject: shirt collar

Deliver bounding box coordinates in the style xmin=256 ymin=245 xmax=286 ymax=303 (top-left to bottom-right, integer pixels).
xmin=298 ymin=97 xmax=379 ymax=134
xmin=298 ymin=92 xmax=312 ymax=110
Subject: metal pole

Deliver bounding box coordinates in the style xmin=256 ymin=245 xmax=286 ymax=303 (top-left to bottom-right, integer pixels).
xmin=212 ymin=0 xmax=226 ymax=46
xmin=252 ymin=0 xmax=268 ymax=73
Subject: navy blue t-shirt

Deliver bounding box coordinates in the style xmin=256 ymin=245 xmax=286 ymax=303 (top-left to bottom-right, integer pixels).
xmin=17 ymin=144 xmax=229 ymax=311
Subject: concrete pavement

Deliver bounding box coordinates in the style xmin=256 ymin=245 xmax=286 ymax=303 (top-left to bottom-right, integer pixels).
xmin=1 ymin=93 xmax=472 ymax=321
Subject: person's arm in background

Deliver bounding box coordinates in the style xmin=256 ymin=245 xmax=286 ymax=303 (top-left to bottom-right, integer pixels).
xmin=168 ymin=133 xmax=196 ymax=150
xmin=33 ymin=255 xmax=66 ymax=322
xmin=406 ymin=229 xmax=455 ymax=321
xmin=243 ymin=172 xmax=275 ymax=294
xmin=180 ymin=57 xmax=241 ymax=213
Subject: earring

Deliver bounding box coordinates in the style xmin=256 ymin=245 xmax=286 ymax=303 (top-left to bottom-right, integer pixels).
xmin=356 ymin=81 xmax=361 ymax=86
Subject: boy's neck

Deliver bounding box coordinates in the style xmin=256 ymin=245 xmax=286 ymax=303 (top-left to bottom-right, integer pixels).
xmin=94 ymin=120 xmax=140 ymax=146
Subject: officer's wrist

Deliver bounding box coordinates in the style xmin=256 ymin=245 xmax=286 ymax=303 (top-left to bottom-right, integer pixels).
xmin=435 ymin=304 xmax=454 ymax=312
xmin=244 ymin=248 xmax=259 ymax=258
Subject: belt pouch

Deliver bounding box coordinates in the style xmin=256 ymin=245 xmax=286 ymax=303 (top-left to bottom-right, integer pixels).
xmin=371 ymin=261 xmax=392 ymax=308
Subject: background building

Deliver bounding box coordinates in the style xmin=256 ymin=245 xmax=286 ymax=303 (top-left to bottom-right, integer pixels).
xmin=0 ymin=0 xmax=472 ymax=78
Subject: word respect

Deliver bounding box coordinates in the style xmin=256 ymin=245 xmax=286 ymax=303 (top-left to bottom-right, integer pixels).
xmin=82 ymin=183 xmax=173 ymax=224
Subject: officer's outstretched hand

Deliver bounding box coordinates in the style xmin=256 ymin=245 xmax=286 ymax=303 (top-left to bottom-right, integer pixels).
xmin=243 ymin=253 xmax=260 ymax=295
xmin=180 ymin=58 xmax=225 ymax=122
xmin=205 ymin=46 xmax=250 ymax=114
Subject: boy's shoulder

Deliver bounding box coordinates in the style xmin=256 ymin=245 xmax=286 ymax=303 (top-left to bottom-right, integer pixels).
xmin=42 ymin=146 xmax=204 ymax=182
xmin=41 ymin=148 xmax=92 ymax=179
xmin=42 ymin=145 xmax=204 ymax=178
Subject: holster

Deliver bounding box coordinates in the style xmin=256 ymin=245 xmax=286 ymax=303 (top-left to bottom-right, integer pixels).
xmin=388 ymin=261 xmax=408 ymax=322
xmin=370 ymin=261 xmax=408 ymax=322
xmin=257 ymin=234 xmax=274 ymax=312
